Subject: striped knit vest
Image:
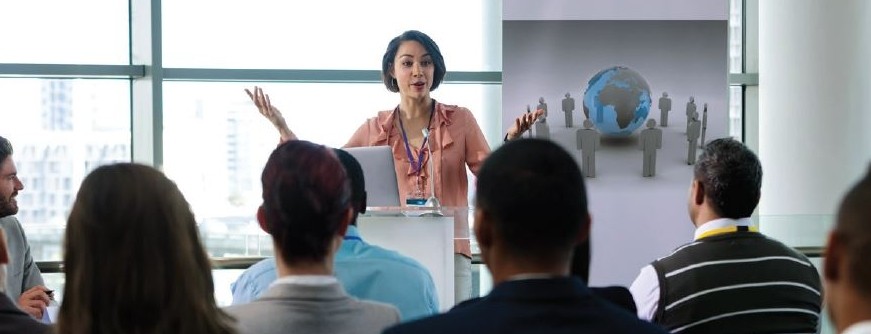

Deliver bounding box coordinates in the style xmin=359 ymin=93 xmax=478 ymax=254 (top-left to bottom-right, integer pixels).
xmin=651 ymin=231 xmax=822 ymax=334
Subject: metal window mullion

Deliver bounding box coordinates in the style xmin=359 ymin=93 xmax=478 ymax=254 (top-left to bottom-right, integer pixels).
xmin=162 ymin=68 xmax=502 ymax=84
xmin=130 ymin=0 xmax=162 ymax=168
xmin=0 ymin=63 xmax=144 ymax=78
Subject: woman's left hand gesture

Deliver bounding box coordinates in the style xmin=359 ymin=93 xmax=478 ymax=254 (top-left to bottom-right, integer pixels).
xmin=505 ymin=108 xmax=545 ymax=141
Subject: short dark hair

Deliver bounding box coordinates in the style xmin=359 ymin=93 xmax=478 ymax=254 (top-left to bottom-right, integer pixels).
xmin=476 ymin=139 xmax=588 ymax=259
xmin=694 ymin=138 xmax=762 ymax=219
xmin=381 ymin=30 xmax=447 ymax=93
xmin=0 ymin=136 xmax=12 ymax=163
xmin=261 ymin=141 xmax=351 ymax=264
xmin=334 ymin=149 xmax=367 ymax=219
xmin=834 ymin=164 xmax=871 ymax=299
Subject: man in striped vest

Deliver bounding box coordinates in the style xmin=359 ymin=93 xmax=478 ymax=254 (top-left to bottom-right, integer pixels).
xmin=629 ymin=138 xmax=822 ymax=333
xmin=824 ymin=166 xmax=871 ymax=334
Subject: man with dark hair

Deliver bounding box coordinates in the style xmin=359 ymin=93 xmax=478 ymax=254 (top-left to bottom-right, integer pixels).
xmin=225 ymin=141 xmax=399 ymax=334
xmin=0 ymin=135 xmax=51 ymax=319
xmin=824 ymin=165 xmax=871 ymax=334
xmin=231 ymin=149 xmax=438 ymax=320
xmin=630 ymin=138 xmax=822 ymax=333
xmin=386 ymin=139 xmax=666 ymax=334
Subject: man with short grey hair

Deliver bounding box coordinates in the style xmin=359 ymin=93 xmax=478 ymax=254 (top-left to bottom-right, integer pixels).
xmin=630 ymin=138 xmax=822 ymax=333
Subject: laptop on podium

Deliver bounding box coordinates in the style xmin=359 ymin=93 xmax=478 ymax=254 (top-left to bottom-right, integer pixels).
xmin=343 ymin=146 xmax=401 ymax=207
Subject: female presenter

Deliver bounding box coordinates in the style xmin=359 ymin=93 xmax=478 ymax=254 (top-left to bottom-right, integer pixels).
xmin=247 ymin=30 xmax=541 ymax=303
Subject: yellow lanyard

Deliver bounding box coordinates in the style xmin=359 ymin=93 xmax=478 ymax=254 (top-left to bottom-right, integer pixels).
xmin=696 ymin=225 xmax=759 ymax=240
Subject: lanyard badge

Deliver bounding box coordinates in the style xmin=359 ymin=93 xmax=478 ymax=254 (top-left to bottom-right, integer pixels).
xmin=397 ymin=101 xmax=436 ymax=205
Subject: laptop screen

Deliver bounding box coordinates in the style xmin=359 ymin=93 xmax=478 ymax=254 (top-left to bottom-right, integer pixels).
xmin=343 ymin=146 xmax=401 ymax=207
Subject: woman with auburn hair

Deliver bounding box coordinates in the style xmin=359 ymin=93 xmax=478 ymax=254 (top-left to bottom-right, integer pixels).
xmin=56 ymin=163 xmax=236 ymax=334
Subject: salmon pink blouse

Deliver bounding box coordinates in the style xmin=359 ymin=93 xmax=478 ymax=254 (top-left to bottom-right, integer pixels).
xmin=344 ymin=102 xmax=490 ymax=257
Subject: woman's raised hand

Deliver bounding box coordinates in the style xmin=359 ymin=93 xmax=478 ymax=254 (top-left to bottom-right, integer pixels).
xmin=245 ymin=86 xmax=297 ymax=142
xmin=506 ymin=108 xmax=545 ymax=141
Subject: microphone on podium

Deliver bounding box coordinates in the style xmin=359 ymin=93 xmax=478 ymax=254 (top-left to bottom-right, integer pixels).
xmin=421 ymin=129 xmax=442 ymax=215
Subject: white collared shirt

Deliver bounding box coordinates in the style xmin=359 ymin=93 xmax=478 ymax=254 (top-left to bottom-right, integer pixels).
xmin=629 ymin=217 xmax=753 ymax=321
xmin=693 ymin=217 xmax=753 ymax=240
xmin=269 ymin=275 xmax=338 ymax=288
xmin=843 ymin=320 xmax=871 ymax=334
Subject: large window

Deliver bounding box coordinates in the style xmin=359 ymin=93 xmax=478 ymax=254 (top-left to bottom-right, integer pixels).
xmin=161 ymin=0 xmax=501 ymax=71
xmin=1 ymin=0 xmax=501 ymax=307
xmin=159 ymin=1 xmax=502 ymax=264
xmin=0 ymin=1 xmax=129 ymax=64
xmin=0 ymin=79 xmax=131 ymax=262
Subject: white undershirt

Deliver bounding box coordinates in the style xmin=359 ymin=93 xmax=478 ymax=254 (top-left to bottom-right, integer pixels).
xmin=269 ymin=275 xmax=338 ymax=287
xmin=843 ymin=320 xmax=871 ymax=334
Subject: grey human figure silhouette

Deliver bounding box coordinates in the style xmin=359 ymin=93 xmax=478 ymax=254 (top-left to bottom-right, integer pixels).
xmin=687 ymin=112 xmax=701 ymax=165
xmin=700 ymin=103 xmax=709 ymax=148
xmin=537 ymin=97 xmax=548 ymax=123
xmin=658 ymin=92 xmax=672 ymax=127
xmin=576 ymin=119 xmax=601 ymax=178
xmin=685 ymin=96 xmax=697 ymax=134
xmin=639 ymin=119 xmax=663 ymax=177
xmin=535 ymin=120 xmax=550 ymax=139
xmin=562 ymin=93 xmax=575 ymax=128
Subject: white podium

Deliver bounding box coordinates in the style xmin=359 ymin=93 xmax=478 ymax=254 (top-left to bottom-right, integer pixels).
xmin=357 ymin=207 xmax=468 ymax=311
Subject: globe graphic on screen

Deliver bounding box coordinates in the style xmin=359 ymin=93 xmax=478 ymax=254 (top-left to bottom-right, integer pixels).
xmin=582 ymin=66 xmax=652 ymax=136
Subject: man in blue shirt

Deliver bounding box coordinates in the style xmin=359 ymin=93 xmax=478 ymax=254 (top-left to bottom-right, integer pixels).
xmin=231 ymin=149 xmax=438 ymax=321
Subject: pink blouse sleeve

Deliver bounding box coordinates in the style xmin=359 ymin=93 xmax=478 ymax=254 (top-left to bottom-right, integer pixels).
xmin=344 ymin=119 xmax=372 ymax=148
xmin=463 ymin=109 xmax=490 ymax=176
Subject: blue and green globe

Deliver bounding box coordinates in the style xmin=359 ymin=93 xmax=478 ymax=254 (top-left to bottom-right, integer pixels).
xmin=582 ymin=66 xmax=652 ymax=136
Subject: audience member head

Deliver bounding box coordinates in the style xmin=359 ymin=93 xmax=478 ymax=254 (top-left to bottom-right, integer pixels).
xmin=824 ymin=165 xmax=871 ymax=332
xmin=259 ymin=141 xmax=352 ymax=269
xmin=0 ymin=136 xmax=12 ymax=161
xmin=381 ymin=30 xmax=446 ymax=92
xmin=474 ymin=139 xmax=589 ymax=282
xmin=334 ymin=149 xmax=367 ymax=220
xmin=0 ymin=136 xmax=23 ymax=218
xmin=0 ymin=136 xmax=12 ymax=164
xmin=57 ymin=163 xmax=235 ymax=334
xmin=689 ymin=138 xmax=762 ymax=225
